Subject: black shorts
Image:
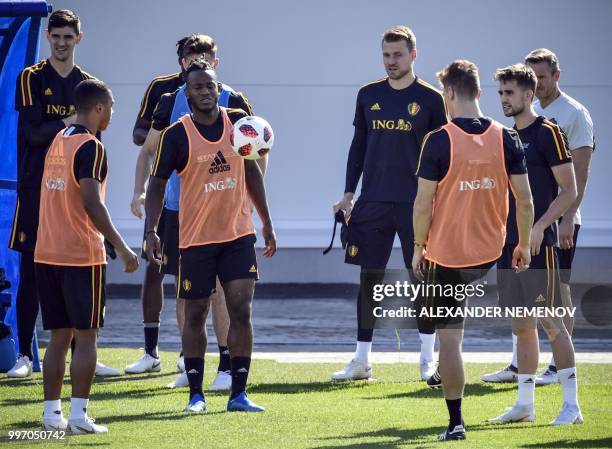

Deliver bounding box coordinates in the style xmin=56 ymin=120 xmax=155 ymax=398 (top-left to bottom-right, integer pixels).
xmin=178 ymin=234 xmax=258 ymax=300
xmin=345 ymin=200 xmax=414 ymax=269
xmin=9 ymin=189 xmax=40 ymax=253
xmin=415 ymin=260 xmax=493 ymax=328
xmin=497 ymin=243 xmax=561 ymax=309
xmin=161 ymin=209 xmax=179 ymax=276
xmin=36 ymin=263 xmax=106 ymax=330
xmin=557 ymin=224 xmax=580 ymax=284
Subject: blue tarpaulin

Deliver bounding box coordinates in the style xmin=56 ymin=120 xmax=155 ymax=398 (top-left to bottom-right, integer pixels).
xmin=0 ymin=1 xmax=51 ymax=372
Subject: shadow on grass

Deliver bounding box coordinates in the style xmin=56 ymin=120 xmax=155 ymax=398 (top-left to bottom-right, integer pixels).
xmin=7 ymin=408 xmax=227 ymax=430
xmin=0 ymin=382 xmax=177 ymax=407
xmin=247 ymin=379 xmax=376 ymax=395
xmin=309 ymin=421 xmax=557 ymax=449
xmin=362 ymin=382 xmax=514 ymax=400
xmin=519 ymin=438 xmax=612 ymax=448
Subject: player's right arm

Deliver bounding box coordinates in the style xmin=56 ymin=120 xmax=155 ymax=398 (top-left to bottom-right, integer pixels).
xmin=15 ymin=66 xmax=76 ymax=148
xmin=130 ymin=93 xmax=173 ymax=218
xmin=506 ymin=129 xmax=534 ymax=271
xmin=334 ymin=90 xmax=367 ymax=216
xmin=76 ymin=141 xmax=138 ymax=272
xmin=144 ymin=122 xmax=187 ymax=264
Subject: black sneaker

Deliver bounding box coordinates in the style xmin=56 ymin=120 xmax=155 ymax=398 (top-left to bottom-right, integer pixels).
xmin=438 ymin=424 xmax=466 ymax=441
xmin=427 ymin=368 xmax=442 ymax=389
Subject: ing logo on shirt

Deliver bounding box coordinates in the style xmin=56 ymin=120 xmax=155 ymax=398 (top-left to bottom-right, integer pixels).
xmin=371 ymin=119 xmax=412 ymax=132
xmin=46 ymin=104 xmax=75 ymax=116
xmin=458 ymin=177 xmax=496 ymax=191
xmin=44 ymin=177 xmax=66 ymax=191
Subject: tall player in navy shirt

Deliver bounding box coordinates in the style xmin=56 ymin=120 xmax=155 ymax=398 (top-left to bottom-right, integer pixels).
xmin=332 ymin=26 xmax=447 ymax=381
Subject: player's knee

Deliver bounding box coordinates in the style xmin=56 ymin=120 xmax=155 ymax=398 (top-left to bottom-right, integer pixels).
xmin=540 ymin=317 xmax=567 ymax=341
xmin=230 ymin=301 xmax=251 ymax=326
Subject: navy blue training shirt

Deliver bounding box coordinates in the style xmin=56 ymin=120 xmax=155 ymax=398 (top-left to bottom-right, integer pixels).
xmin=506 ymin=116 xmax=572 ymax=245
xmin=345 ymin=77 xmax=447 ymax=203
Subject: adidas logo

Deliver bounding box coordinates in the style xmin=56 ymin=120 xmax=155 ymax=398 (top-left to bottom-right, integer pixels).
xmin=54 ymin=410 xmax=61 ymax=415
xmin=249 ymin=265 xmax=257 ymax=273
xmin=187 ymin=369 xmax=199 ymax=374
xmin=222 ymin=349 xmax=230 ymax=355
xmin=523 ymin=378 xmax=534 ymax=383
xmin=536 ymin=294 xmax=546 ymax=303
xmin=209 ymin=151 xmax=231 ymax=174
xmin=568 ymin=372 xmax=576 ymax=379
xmin=370 ymin=102 xmax=381 ymax=111
xmin=237 ymin=367 xmax=248 ymax=373
xmin=44 ymin=88 xmax=53 ymax=96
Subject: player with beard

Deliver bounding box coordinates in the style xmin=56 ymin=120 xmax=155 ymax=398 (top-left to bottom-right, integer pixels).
xmin=488 ymin=64 xmax=582 ymax=425
xmin=145 ymin=60 xmax=276 ymax=413
xmin=332 ymin=26 xmax=447 ymax=382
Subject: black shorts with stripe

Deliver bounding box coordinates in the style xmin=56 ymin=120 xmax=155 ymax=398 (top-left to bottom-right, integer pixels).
xmin=557 ymin=223 xmax=580 ymax=284
xmin=9 ymin=189 xmax=40 ymax=253
xmin=497 ymin=243 xmax=560 ymax=309
xmin=178 ymin=234 xmax=258 ymax=300
xmin=35 ymin=263 xmax=106 ymax=330
xmin=344 ymin=200 xmax=414 ymax=269
xmin=161 ymin=209 xmax=179 ymax=276
xmin=415 ymin=259 xmax=494 ymax=328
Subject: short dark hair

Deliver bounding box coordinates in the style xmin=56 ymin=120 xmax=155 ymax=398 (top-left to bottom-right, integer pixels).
xmin=525 ymin=48 xmax=560 ymax=74
xmin=74 ymin=79 xmax=112 ymax=113
xmin=47 ymin=9 xmax=80 ymax=35
xmin=176 ymin=36 xmax=190 ymax=57
xmin=181 ymin=34 xmax=217 ymax=59
xmin=494 ymin=63 xmax=537 ymax=92
xmin=185 ymin=58 xmax=216 ymax=79
xmin=381 ymin=26 xmax=416 ymax=52
xmin=436 ymin=60 xmax=480 ymax=100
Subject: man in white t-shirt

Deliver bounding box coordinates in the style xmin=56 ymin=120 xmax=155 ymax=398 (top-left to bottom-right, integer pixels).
xmin=481 ymin=48 xmax=594 ymax=387
xmin=527 ymin=49 xmax=594 ymax=384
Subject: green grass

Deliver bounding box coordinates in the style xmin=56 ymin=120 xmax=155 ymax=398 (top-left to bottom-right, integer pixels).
xmin=1 ymin=348 xmax=611 ymax=448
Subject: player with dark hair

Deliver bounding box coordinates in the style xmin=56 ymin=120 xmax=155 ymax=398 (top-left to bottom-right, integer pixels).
xmin=36 ymin=79 xmax=139 ymax=433
xmin=8 ymin=8 xmax=118 ymax=378
xmin=145 ymin=60 xmax=275 ymax=413
xmin=332 ymin=25 xmax=447 ymax=381
xmin=413 ymin=60 xmax=533 ymax=440
xmin=126 ymin=35 xmax=258 ymax=393
xmin=487 ymin=64 xmax=582 ymax=425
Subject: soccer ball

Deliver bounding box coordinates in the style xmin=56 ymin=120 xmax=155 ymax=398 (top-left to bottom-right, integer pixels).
xmin=230 ymin=116 xmax=274 ymax=160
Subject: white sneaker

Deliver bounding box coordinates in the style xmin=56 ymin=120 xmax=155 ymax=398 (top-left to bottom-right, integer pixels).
xmin=95 ymin=361 xmax=121 ymax=377
xmin=7 ymin=355 xmax=33 ymax=378
xmin=488 ymin=404 xmax=535 ymax=423
xmin=177 ymin=356 xmax=185 ymax=373
xmin=481 ymin=364 xmax=518 ymax=383
xmin=209 ymin=371 xmax=232 ymax=391
xmin=42 ymin=414 xmax=68 ymax=431
xmin=331 ymin=359 xmax=372 ymax=381
xmin=167 ymin=372 xmax=189 ymax=389
xmin=124 ymin=353 xmax=161 ymax=374
xmin=536 ymin=368 xmax=559 ymax=385
xmin=68 ymin=416 xmax=108 ymax=434
xmin=420 ymin=361 xmax=437 ymax=381
xmin=550 ymin=403 xmax=584 ymax=425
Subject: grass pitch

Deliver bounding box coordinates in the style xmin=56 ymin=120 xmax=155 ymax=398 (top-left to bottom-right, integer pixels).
xmin=1 ymin=348 xmax=611 ymax=448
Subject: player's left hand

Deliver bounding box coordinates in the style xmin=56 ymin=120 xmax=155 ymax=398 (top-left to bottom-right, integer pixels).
xmin=411 ymin=247 xmax=425 ymax=281
xmin=530 ymin=223 xmax=545 ymax=256
xmin=145 ymin=231 xmax=162 ymax=266
xmin=262 ymin=223 xmax=277 ymax=257
xmin=559 ymin=215 xmax=574 ymax=249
